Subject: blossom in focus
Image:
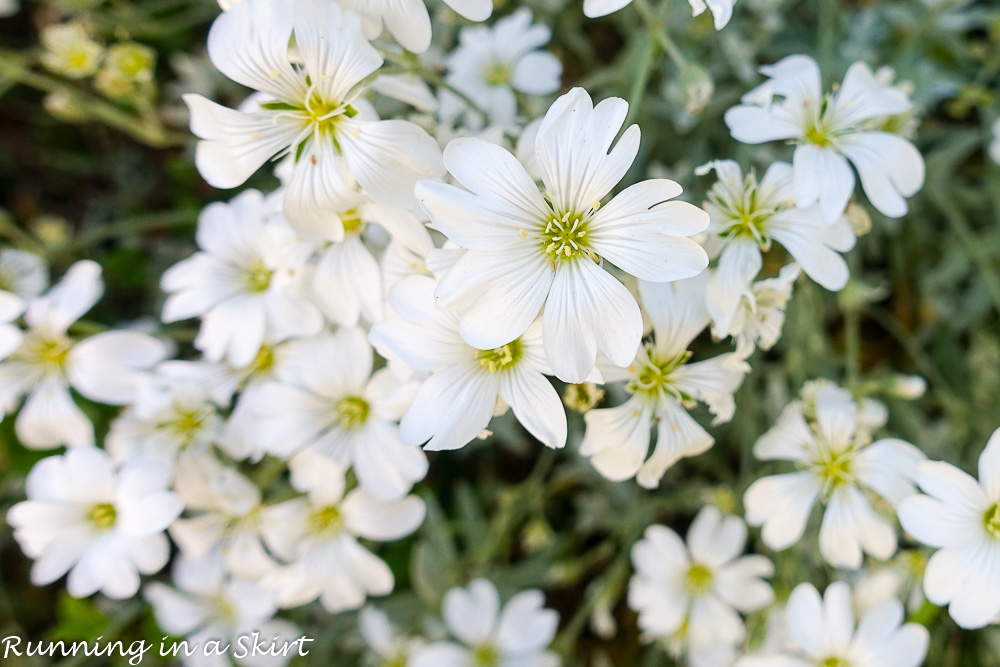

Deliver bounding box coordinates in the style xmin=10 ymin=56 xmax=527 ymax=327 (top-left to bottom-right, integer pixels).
xmin=0 ymin=260 xmax=169 ymax=448
xmin=160 ymin=189 xmax=322 ymax=368
xmin=370 ymin=275 xmax=568 ymax=451
xmin=185 ymin=0 xmax=443 ymax=228
xmin=259 ymin=451 xmax=425 ymax=613
xmin=629 ymin=506 xmax=774 ymax=657
xmin=440 ymin=9 xmax=562 ymax=131
xmin=418 ymin=87 xmax=709 ymax=383
xmin=251 ymin=329 xmax=428 ymax=500
xmin=898 ymin=427 xmax=1000 ymax=629
xmin=698 ymin=159 xmax=854 ymax=335
xmin=725 ymin=55 xmax=924 ymax=222
xmin=145 ymin=552 xmax=299 ymax=667
xmin=7 ymin=447 xmax=182 ymax=599
xmin=581 ymin=274 xmax=749 ymax=488
xmin=411 ymin=578 xmax=559 ymax=667
xmin=743 ymin=381 xmax=925 ymax=569
xmin=735 ymin=581 xmax=929 ymax=667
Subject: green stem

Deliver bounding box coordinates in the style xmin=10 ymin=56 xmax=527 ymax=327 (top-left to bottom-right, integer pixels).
xmin=624 ymin=33 xmax=659 ymax=127
xmin=0 ymin=51 xmax=187 ymax=148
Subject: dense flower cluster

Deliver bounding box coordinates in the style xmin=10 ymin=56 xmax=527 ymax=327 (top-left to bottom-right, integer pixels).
xmin=2 ymin=0 xmax=997 ymax=664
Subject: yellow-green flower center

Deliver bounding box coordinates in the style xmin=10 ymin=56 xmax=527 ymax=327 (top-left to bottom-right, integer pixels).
xmin=308 ymin=504 xmax=344 ymax=535
xmin=985 ymin=504 xmax=1000 ymax=540
xmin=804 ymin=123 xmax=832 ymax=147
xmin=709 ymin=173 xmax=778 ymax=250
xmin=340 ymin=208 xmax=363 ymax=234
xmin=686 ymin=563 xmax=714 ymax=595
xmin=88 ymin=503 xmax=117 ymax=529
xmin=628 ymin=345 xmax=692 ymax=401
xmin=162 ymin=406 xmax=213 ymax=447
xmin=380 ymin=654 xmax=408 ymax=667
xmin=483 ymin=62 xmax=512 ymax=86
xmin=472 ymin=643 xmax=500 ymax=667
xmin=541 ymin=211 xmax=590 ymax=261
xmin=335 ymin=396 xmax=370 ymax=429
xmin=244 ymin=263 xmax=273 ymax=293
xmin=17 ymin=332 xmax=73 ymax=371
xmin=815 ymin=447 xmax=855 ymax=497
xmin=246 ymin=344 xmax=276 ymax=380
xmin=820 ymin=658 xmax=851 ymax=667
xmin=475 ymin=338 xmax=523 ymax=373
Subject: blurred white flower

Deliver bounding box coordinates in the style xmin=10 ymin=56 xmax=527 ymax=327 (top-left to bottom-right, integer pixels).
xmin=581 ymin=274 xmax=749 ymax=488
xmin=169 ymin=455 xmax=278 ymax=579
xmin=688 ymin=0 xmax=738 ymax=29
xmin=629 ymin=506 xmax=773 ymax=657
xmin=440 ymin=9 xmax=562 ymax=131
xmin=0 ymin=0 xmax=18 ymax=17
xmin=0 ymin=248 xmax=48 ymax=311
xmin=0 ymin=260 xmax=169 ymax=448
xmin=370 ymin=275 xmax=568 ymax=451
xmin=336 ymin=0 xmax=434 ymax=53
xmin=411 ymin=578 xmax=559 ymax=667
xmin=443 ymin=0 xmax=493 ymax=21
xmin=7 ymin=447 xmax=182 ymax=599
xmin=185 ymin=0 xmax=443 ymax=228
xmin=145 ymin=552 xmax=299 ymax=667
xmin=898 ymin=427 xmax=1000 ymax=629
xmin=725 ymin=55 xmax=924 ymax=222
xmin=712 ymin=263 xmax=801 ymax=357
xmin=260 ymin=451 xmax=425 ymax=612
xmin=583 ymin=0 xmax=633 ymax=18
xmin=417 ymin=87 xmax=708 ymax=383
xmin=360 ymin=607 xmax=425 ymax=667
xmin=160 ymin=189 xmax=322 ymax=368
xmin=991 ymin=118 xmax=1000 ymax=164
xmin=251 ymin=329 xmax=427 ymax=500
xmin=735 ymin=582 xmax=928 ymax=667
xmin=744 ymin=382 xmax=925 ymax=569
xmin=698 ymin=160 xmax=854 ymax=334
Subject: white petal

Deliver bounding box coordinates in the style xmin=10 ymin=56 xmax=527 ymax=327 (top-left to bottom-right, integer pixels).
xmin=500 ymin=366 xmax=567 ymax=449
xmin=67 ymin=331 xmax=168 ymax=404
xmin=840 ymin=132 xmax=924 ymax=219
xmin=443 ymin=579 xmax=500 ymax=645
xmin=400 ymin=362 xmax=499 ymax=451
xmin=16 ymin=381 xmax=94 ymax=449
xmin=743 ymin=472 xmax=820 ymax=551
xmin=26 ymin=260 xmax=102 ymax=336
xmin=342 ymin=488 xmax=425 ymax=541
xmin=293 ymin=0 xmax=382 ymax=100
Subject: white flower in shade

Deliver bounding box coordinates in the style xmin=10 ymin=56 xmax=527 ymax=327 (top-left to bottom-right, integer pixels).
xmin=582 ymin=0 xmax=633 ymax=18
xmin=360 ymin=607 xmax=425 ymax=667
xmin=411 ymin=579 xmax=559 ymax=667
xmin=735 ymin=582 xmax=929 ymax=667
xmin=440 ymin=9 xmax=562 ymax=131
xmin=724 ymin=55 xmax=925 ymax=222
xmin=698 ymin=159 xmax=855 ymax=333
xmin=0 ymin=0 xmax=19 ymax=17
xmin=897 ymin=427 xmax=1000 ymax=629
xmin=441 ymin=0 xmax=493 ymax=21
xmin=6 ymin=447 xmax=182 ymax=599
xmin=336 ymin=0 xmax=434 ymax=54
xmin=688 ymin=0 xmax=738 ymax=29
xmin=184 ymin=0 xmax=443 ymax=228
xmin=169 ymin=455 xmax=277 ymax=579
xmin=417 ymin=87 xmax=709 ymax=383
xmin=743 ymin=382 xmax=925 ymax=569
xmin=991 ymin=119 xmax=1000 ymax=164
xmin=259 ymin=451 xmax=425 ymax=613
xmin=0 ymin=248 xmax=48 ymax=310
xmin=852 ymin=550 xmax=927 ymax=617
xmin=369 ymin=275 xmax=568 ymax=452
xmin=145 ymin=553 xmax=299 ymax=667
xmin=629 ymin=506 xmax=774 ymax=654
xmin=0 ymin=261 xmax=169 ymax=449
xmin=160 ymin=189 xmax=322 ymax=368
xmin=712 ymin=263 xmax=801 ymax=357
xmin=580 ymin=275 xmax=750 ymax=488
xmin=250 ymin=329 xmax=428 ymax=500
xmin=106 ymin=375 xmax=223 ymax=468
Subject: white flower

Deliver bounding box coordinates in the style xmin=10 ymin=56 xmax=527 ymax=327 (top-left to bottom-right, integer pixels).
xmin=411 ymin=579 xmax=559 ymax=667
xmin=0 ymin=0 xmax=19 ymax=17
xmin=991 ymin=118 xmax=1000 ymax=164
xmin=250 ymin=329 xmax=428 ymax=500
xmin=369 ymin=275 xmax=568 ymax=451
xmin=629 ymin=506 xmax=773 ymax=654
xmin=725 ymin=55 xmax=925 ymax=222
xmin=583 ymin=0 xmax=633 ymax=18
xmin=106 ymin=375 xmax=223 ymax=468
xmin=580 ymin=275 xmax=749 ymax=488
xmin=360 ymin=607 xmax=425 ymax=667
xmin=698 ymin=160 xmax=854 ymax=334
xmin=688 ymin=0 xmax=738 ymax=29
xmin=0 ymin=260 xmax=168 ymax=449
xmin=169 ymin=455 xmax=278 ymax=579
xmin=6 ymin=447 xmax=182 ymax=599
xmin=743 ymin=382 xmax=925 ymax=569
xmin=417 ymin=87 xmax=709 ymax=383
xmin=336 ymin=0 xmax=433 ymax=54
xmin=735 ymin=581 xmax=929 ymax=667
xmin=160 ymin=189 xmax=322 ymax=368
xmin=0 ymin=248 xmax=48 ymax=309
xmin=898 ymin=427 xmax=1000 ymax=629
xmin=440 ymin=9 xmax=562 ymax=131
xmin=184 ymin=0 xmax=443 ymax=227
xmin=145 ymin=552 xmax=298 ymax=667
xmin=712 ymin=263 xmax=801 ymax=357
xmin=259 ymin=451 xmax=425 ymax=613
